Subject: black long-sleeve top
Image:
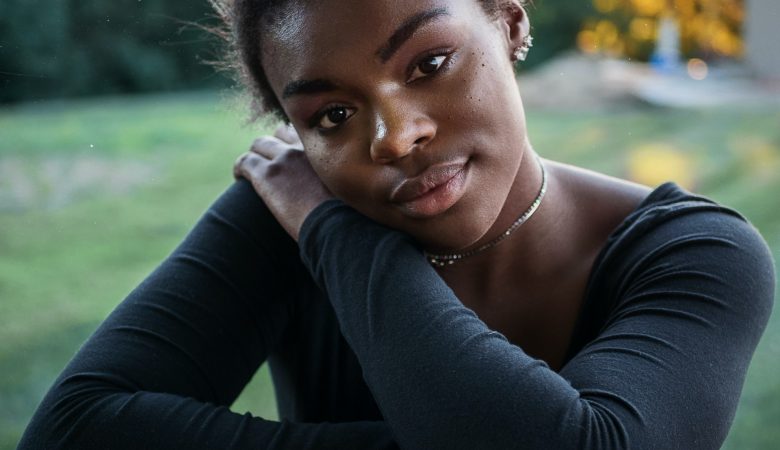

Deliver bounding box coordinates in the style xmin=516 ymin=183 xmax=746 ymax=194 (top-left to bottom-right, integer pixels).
xmin=19 ymin=180 xmax=774 ymax=449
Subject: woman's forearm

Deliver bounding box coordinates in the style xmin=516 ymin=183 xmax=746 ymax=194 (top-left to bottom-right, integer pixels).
xmin=299 ymin=199 xmax=773 ymax=450
xmin=19 ymin=181 xmax=397 ymax=450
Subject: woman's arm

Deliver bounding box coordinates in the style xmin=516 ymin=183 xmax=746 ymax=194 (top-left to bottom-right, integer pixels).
xmin=18 ymin=181 xmax=396 ymax=450
xmin=298 ymin=198 xmax=774 ymax=450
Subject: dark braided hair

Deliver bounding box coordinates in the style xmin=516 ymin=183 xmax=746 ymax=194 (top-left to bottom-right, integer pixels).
xmin=210 ymin=0 xmax=514 ymax=121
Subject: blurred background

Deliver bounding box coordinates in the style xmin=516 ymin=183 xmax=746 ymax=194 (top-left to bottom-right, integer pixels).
xmin=1 ymin=0 xmax=778 ymax=448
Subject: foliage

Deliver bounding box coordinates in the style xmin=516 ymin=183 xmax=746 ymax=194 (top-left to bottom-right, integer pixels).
xmin=524 ymin=0 xmax=596 ymax=68
xmin=0 ymin=0 xmax=226 ymax=103
xmin=1 ymin=0 xmax=594 ymax=103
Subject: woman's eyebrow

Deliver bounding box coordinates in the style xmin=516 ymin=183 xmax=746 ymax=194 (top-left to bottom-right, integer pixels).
xmin=283 ymin=78 xmax=337 ymax=99
xmin=282 ymin=7 xmax=450 ymax=100
xmin=376 ymin=7 xmax=450 ymax=63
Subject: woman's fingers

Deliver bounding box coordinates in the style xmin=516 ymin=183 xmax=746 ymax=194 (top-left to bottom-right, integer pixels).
xmin=234 ymin=150 xmax=269 ymax=180
xmin=232 ymin=134 xmax=333 ymax=241
xmin=233 ymin=152 xmax=252 ymax=179
xmin=250 ymin=136 xmax=290 ymax=159
xmin=234 ymin=135 xmax=285 ymax=180
xmin=252 ymin=124 xmax=302 ymax=160
xmin=274 ymin=123 xmax=302 ymax=146
xmin=235 ymin=130 xmax=303 ymax=180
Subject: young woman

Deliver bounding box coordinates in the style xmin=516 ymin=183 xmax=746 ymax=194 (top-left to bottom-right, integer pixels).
xmin=20 ymin=0 xmax=774 ymax=449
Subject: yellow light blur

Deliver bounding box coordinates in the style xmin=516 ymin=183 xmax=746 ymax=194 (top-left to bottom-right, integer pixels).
xmin=723 ymin=1 xmax=745 ymax=23
xmin=631 ymin=0 xmax=666 ymax=17
xmin=595 ymin=20 xmax=621 ymax=48
xmin=712 ymin=29 xmax=742 ymax=56
xmin=580 ymin=0 xmax=745 ymax=60
xmin=577 ymin=30 xmax=600 ymax=54
xmin=629 ymin=18 xmax=657 ymax=41
xmin=627 ymin=144 xmax=696 ymax=190
xmin=593 ymin=0 xmax=620 ymax=14
xmin=738 ymin=138 xmax=780 ymax=181
xmin=673 ymin=0 xmax=696 ymax=18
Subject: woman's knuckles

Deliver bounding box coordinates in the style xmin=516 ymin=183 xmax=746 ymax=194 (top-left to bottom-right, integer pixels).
xmin=251 ymin=136 xmax=286 ymax=156
xmin=274 ymin=124 xmax=301 ymax=145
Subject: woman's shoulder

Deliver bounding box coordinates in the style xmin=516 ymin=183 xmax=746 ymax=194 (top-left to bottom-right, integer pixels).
xmin=602 ymin=180 xmax=769 ymax=261
xmin=546 ymin=160 xmax=769 ymax=262
xmin=561 ymin=167 xmax=775 ymax=360
xmin=590 ymin=178 xmax=774 ymax=325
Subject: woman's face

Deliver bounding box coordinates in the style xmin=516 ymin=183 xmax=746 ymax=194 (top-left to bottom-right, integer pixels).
xmin=262 ymin=0 xmax=531 ymax=252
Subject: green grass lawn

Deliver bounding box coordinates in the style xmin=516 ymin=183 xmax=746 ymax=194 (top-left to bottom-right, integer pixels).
xmin=1 ymin=91 xmax=778 ymax=449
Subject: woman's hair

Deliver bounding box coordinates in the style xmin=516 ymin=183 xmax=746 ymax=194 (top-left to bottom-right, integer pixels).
xmin=209 ymin=0 xmax=513 ymax=121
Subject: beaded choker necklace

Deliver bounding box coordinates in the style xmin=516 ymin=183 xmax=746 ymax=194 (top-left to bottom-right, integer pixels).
xmin=425 ymin=157 xmax=547 ymax=267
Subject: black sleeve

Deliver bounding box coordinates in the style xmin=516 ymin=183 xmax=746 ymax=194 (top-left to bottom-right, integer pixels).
xmin=298 ymin=199 xmax=775 ymax=450
xmin=18 ymin=181 xmax=397 ymax=450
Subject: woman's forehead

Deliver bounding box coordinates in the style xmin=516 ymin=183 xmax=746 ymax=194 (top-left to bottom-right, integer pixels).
xmin=261 ymin=0 xmax=483 ymax=86
xmin=270 ymin=0 xmax=465 ymax=33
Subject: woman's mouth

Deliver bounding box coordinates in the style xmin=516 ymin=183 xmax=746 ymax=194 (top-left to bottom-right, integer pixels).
xmin=390 ymin=160 xmax=470 ymax=218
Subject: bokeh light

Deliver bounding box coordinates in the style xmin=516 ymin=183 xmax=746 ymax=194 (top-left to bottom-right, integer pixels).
xmin=579 ymin=0 xmax=745 ymax=61
xmin=687 ymin=57 xmax=709 ymax=79
xmin=627 ymin=144 xmax=696 ymax=190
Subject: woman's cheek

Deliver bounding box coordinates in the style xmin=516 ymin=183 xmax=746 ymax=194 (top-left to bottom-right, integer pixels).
xmin=303 ymin=147 xmax=349 ymax=197
xmin=302 ymin=145 xmax=334 ymax=186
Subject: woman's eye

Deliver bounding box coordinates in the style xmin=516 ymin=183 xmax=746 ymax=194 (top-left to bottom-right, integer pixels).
xmin=408 ymin=55 xmax=447 ymax=82
xmin=317 ymin=106 xmax=355 ymax=130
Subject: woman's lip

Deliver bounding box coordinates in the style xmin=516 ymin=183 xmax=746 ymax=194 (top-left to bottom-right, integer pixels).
xmin=390 ymin=161 xmax=468 ymax=202
xmin=390 ymin=161 xmax=469 ymax=218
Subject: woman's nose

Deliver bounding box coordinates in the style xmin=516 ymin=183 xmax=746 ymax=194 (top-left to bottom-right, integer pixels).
xmin=369 ymin=107 xmax=436 ymax=164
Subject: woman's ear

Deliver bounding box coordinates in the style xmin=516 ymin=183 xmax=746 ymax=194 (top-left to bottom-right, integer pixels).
xmin=498 ymin=1 xmax=531 ymax=59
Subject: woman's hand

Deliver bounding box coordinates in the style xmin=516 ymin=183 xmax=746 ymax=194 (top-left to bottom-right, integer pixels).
xmin=234 ymin=124 xmax=334 ymax=241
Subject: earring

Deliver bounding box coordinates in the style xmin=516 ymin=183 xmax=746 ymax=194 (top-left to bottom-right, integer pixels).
xmin=513 ymin=35 xmax=534 ymax=62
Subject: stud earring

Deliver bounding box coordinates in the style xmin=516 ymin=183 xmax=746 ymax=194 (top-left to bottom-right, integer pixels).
xmin=512 ymin=35 xmax=534 ymax=62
